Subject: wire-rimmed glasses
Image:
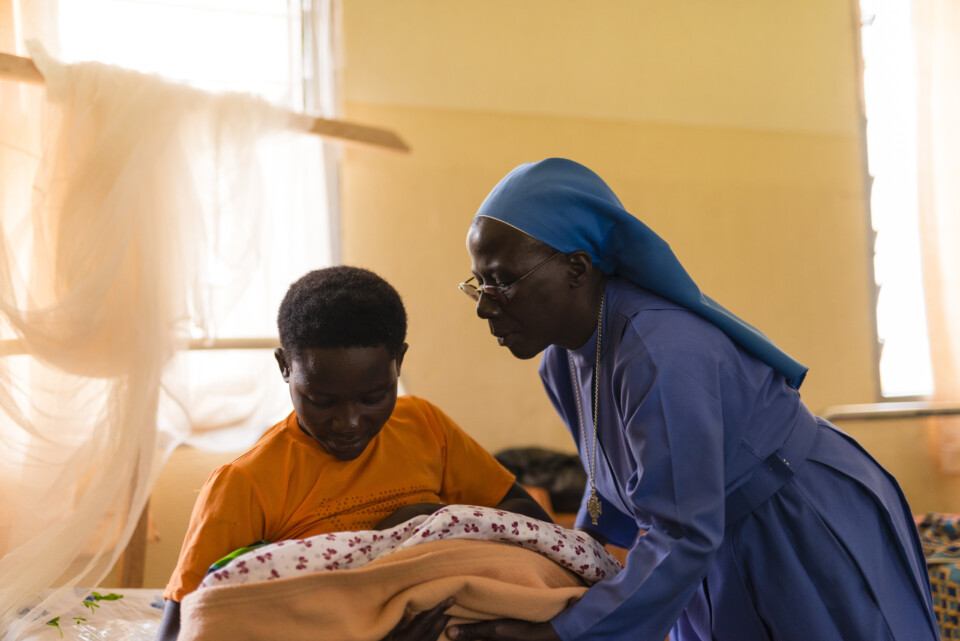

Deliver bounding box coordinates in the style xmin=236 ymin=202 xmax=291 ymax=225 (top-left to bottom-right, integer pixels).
xmin=458 ymin=251 xmax=561 ymax=304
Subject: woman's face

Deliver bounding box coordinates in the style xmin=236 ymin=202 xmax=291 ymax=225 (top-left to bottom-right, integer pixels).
xmin=275 ymin=344 xmax=405 ymax=460
xmin=465 ymin=217 xmax=577 ymax=359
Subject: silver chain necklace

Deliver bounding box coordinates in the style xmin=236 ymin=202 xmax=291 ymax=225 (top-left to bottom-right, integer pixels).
xmin=568 ymin=290 xmax=604 ymax=526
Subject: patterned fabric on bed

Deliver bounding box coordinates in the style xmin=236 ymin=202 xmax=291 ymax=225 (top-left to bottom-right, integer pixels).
xmin=918 ymin=514 xmax=960 ymax=640
xmin=198 ymin=504 xmax=622 ymax=589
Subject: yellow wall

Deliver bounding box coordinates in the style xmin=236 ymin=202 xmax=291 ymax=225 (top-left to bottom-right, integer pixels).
xmin=842 ymin=418 xmax=960 ymax=515
xmin=340 ymin=0 xmax=877 ymax=454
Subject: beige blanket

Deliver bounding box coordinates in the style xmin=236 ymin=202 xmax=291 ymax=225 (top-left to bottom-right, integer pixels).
xmin=179 ymin=539 xmax=587 ymax=641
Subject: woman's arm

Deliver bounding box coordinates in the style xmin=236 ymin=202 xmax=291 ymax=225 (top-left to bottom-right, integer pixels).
xmin=155 ymin=600 xmax=180 ymax=641
xmin=373 ymin=502 xmax=447 ymax=530
xmin=374 ymin=482 xmax=554 ymax=531
xmin=495 ymin=482 xmax=554 ymax=523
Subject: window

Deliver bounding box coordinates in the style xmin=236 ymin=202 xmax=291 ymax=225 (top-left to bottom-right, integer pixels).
xmin=860 ymin=0 xmax=934 ymax=398
xmin=58 ymin=0 xmax=335 ymax=343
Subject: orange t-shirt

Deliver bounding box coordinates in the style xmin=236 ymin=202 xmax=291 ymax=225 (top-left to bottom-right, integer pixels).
xmin=164 ymin=395 xmax=515 ymax=601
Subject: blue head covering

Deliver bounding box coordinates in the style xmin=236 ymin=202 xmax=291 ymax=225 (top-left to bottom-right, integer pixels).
xmin=474 ymin=158 xmax=808 ymax=389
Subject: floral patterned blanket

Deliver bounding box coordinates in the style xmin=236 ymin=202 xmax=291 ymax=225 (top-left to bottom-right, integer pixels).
xmin=198 ymin=505 xmax=621 ymax=590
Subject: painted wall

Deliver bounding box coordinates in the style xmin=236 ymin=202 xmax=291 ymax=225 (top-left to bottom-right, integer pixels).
xmin=340 ymin=0 xmax=877 ymax=455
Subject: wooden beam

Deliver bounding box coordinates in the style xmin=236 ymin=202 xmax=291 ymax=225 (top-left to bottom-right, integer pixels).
xmin=0 ymin=51 xmax=43 ymax=85
xmin=287 ymin=112 xmax=409 ymax=152
xmin=0 ymin=52 xmax=408 ymax=152
xmin=0 ymin=337 xmax=280 ymax=357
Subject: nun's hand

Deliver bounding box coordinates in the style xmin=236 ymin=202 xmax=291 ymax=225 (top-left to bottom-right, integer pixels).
xmin=445 ymin=620 xmax=560 ymax=641
xmin=382 ymin=597 xmax=455 ymax=641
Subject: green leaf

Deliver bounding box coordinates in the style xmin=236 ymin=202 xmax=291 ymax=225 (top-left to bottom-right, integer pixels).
xmin=45 ymin=617 xmax=63 ymax=638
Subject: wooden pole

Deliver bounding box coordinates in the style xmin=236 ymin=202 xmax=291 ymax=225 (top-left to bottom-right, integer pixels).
xmin=117 ymin=500 xmax=150 ymax=588
xmin=0 ymin=51 xmax=43 ymax=85
xmin=0 ymin=52 xmax=408 ymax=152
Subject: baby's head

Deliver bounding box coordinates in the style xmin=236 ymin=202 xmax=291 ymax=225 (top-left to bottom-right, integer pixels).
xmin=275 ymin=266 xmax=408 ymax=460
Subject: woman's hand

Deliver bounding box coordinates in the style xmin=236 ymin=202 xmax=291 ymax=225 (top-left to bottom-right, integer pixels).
xmin=382 ymin=597 xmax=456 ymax=641
xmin=445 ymin=620 xmax=560 ymax=641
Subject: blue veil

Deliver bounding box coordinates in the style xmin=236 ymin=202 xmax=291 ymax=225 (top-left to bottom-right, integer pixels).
xmin=474 ymin=158 xmax=808 ymax=389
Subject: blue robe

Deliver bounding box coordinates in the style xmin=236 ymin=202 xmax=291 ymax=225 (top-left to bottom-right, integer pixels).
xmin=541 ymin=278 xmax=938 ymax=641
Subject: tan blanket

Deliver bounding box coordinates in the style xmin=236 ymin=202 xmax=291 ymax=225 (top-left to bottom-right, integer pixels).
xmin=179 ymin=539 xmax=587 ymax=641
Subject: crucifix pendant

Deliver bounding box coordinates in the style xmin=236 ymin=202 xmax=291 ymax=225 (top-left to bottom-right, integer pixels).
xmin=587 ymin=488 xmax=602 ymax=525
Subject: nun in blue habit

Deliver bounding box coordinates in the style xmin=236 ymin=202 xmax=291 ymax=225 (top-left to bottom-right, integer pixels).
xmin=445 ymin=158 xmax=938 ymax=641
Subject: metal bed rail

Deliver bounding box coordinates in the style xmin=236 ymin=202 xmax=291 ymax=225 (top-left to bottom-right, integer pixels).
xmin=822 ymin=401 xmax=960 ymax=423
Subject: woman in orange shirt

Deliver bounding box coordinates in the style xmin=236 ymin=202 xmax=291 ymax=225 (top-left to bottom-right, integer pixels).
xmin=156 ymin=266 xmax=549 ymax=641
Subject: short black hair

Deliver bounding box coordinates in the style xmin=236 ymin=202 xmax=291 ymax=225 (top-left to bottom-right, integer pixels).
xmin=277 ymin=266 xmax=407 ymax=358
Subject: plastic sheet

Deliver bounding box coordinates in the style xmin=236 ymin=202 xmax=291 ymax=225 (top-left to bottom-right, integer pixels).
xmin=18 ymin=589 xmax=163 ymax=641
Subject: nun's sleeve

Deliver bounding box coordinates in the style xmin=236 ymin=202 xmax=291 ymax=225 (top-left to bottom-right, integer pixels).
xmin=549 ymin=312 xmax=729 ymax=641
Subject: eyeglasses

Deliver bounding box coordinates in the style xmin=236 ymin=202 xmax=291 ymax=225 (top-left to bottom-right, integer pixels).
xmin=459 ymin=251 xmax=561 ymax=304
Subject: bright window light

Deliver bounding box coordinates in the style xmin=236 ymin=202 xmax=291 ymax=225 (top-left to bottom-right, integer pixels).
xmin=56 ymin=0 xmax=334 ymax=341
xmin=861 ymin=0 xmax=933 ymax=398
xmin=58 ymin=0 xmax=299 ymax=104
